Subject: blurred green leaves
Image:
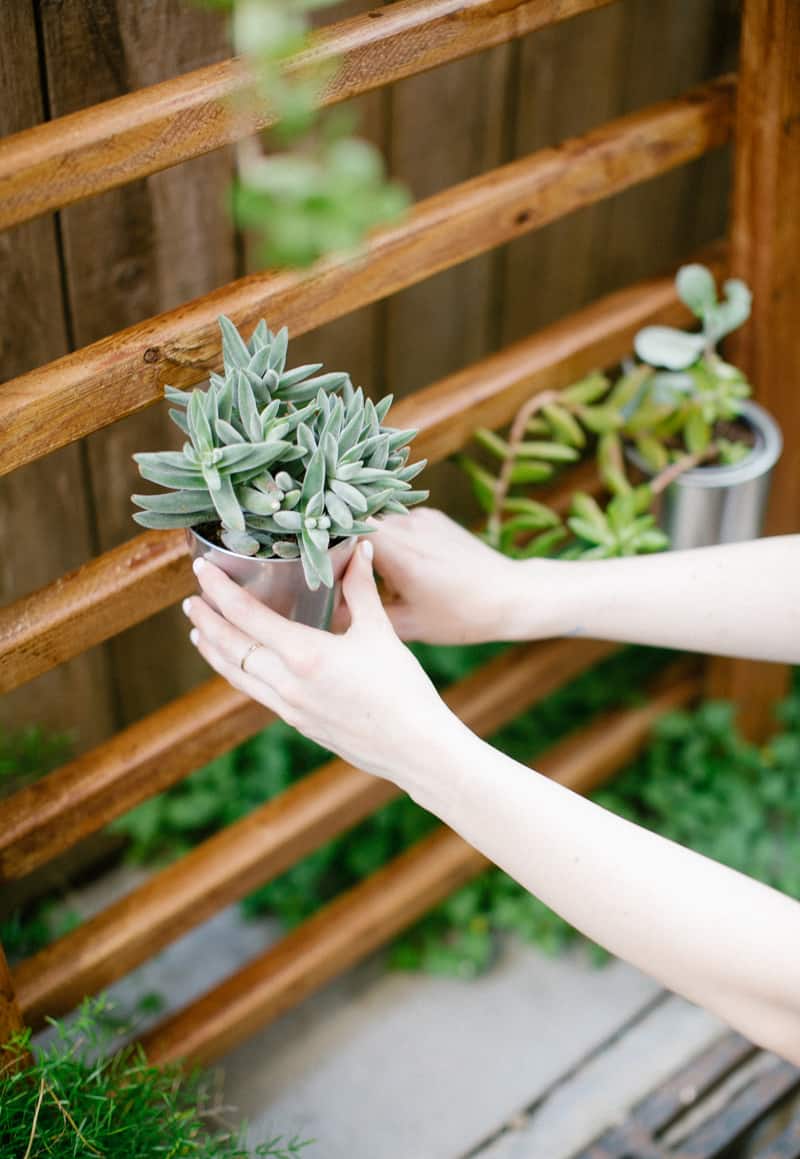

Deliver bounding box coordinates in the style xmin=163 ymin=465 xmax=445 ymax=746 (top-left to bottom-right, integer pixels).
xmin=200 ymin=0 xmax=409 ymax=267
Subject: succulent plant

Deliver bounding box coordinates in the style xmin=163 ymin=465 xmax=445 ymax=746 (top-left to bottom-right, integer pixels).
xmin=459 ymin=265 xmax=755 ymax=561
xmin=132 ymin=316 xmax=427 ymax=590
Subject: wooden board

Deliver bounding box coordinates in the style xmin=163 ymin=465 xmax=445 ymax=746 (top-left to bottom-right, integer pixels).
xmin=385 ymin=35 xmax=511 ymax=515
xmin=0 ymin=77 xmax=735 ymax=477
xmin=501 ymin=0 xmax=738 ymax=347
xmin=0 ymin=0 xmax=115 ymax=752
xmin=0 ymin=0 xmax=620 ymax=231
xmin=707 ymin=0 xmax=800 ymax=738
xmin=36 ymin=0 xmax=235 ymax=726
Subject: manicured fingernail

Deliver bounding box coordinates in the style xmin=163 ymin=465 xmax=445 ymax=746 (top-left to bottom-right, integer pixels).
xmin=361 ymin=539 xmax=374 ymax=563
xmin=192 ymin=558 xmax=206 ymax=576
xmin=182 ymin=598 xmax=192 ymax=616
xmin=189 ymin=628 xmax=199 ymax=646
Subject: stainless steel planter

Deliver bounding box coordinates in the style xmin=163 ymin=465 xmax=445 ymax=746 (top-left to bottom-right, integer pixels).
xmin=186 ymin=528 xmax=357 ymax=629
xmin=627 ymin=400 xmax=782 ymax=550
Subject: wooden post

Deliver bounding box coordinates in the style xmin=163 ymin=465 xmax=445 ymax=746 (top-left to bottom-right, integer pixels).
xmin=0 ymin=944 xmax=22 ymax=1034
xmin=707 ymin=0 xmax=800 ymax=738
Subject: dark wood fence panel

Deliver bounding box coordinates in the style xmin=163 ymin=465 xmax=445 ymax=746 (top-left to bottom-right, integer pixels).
xmin=0 ymin=0 xmax=116 ymax=751
xmin=385 ymin=42 xmax=512 ymax=512
xmin=37 ymin=0 xmax=234 ymax=727
xmin=501 ymin=0 xmax=738 ymax=349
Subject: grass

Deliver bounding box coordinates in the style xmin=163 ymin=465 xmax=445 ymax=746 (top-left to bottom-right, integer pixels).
xmin=0 ymin=998 xmax=310 ymax=1158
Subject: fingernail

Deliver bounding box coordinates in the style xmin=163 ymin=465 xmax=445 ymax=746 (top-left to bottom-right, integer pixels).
xmin=192 ymin=558 xmax=206 ymax=576
xmin=189 ymin=628 xmax=199 ymax=646
xmin=361 ymin=539 xmax=374 ymax=563
xmin=182 ymin=598 xmax=192 ymax=616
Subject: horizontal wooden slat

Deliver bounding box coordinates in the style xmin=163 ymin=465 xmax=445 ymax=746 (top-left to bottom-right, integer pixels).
xmin=0 ymin=0 xmax=618 ymax=232
xmin=0 ymin=532 xmax=192 ymax=695
xmin=14 ymin=637 xmax=615 ymax=1025
xmin=0 ymin=678 xmax=272 ymax=884
xmin=0 ymin=76 xmax=735 ymax=478
xmin=139 ymin=667 xmax=700 ymax=1066
xmin=0 ymin=249 xmax=723 ymax=695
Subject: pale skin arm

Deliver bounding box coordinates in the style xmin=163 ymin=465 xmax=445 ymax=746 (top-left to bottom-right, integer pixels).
xmin=183 ymin=512 xmax=800 ymax=1065
xmin=362 ymin=508 xmax=800 ymax=662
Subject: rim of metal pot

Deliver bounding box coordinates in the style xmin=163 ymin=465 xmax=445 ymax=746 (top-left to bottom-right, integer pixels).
xmin=625 ymin=400 xmax=782 ymax=489
xmin=187 ymin=525 xmax=357 ymax=564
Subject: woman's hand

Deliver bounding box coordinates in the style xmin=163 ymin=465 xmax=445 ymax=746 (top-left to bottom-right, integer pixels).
xmin=183 ymin=541 xmax=466 ymax=789
xmin=357 ymin=508 xmax=524 ymax=644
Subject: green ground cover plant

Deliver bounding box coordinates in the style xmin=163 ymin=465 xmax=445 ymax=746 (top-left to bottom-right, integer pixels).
xmin=0 ymin=998 xmax=309 ymax=1158
xmin=3 ymin=657 xmax=797 ymax=979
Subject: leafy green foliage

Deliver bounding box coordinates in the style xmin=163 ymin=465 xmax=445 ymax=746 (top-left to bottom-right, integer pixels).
xmin=460 ymin=265 xmax=755 ymax=559
xmin=0 ymin=998 xmax=310 ymax=1158
xmin=0 ymin=726 xmax=81 ymax=963
xmin=133 ymin=315 xmax=427 ymax=589
xmin=199 ymin=0 xmax=409 ymax=267
xmin=0 ymin=725 xmax=74 ymax=799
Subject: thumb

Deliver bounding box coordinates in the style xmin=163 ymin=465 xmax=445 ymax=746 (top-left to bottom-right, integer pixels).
xmin=342 ymin=539 xmax=387 ymax=627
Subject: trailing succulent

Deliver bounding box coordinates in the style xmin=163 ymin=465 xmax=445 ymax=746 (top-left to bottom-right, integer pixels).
xmin=460 ymin=264 xmax=755 ymax=560
xmin=132 ymin=316 xmax=427 ymax=589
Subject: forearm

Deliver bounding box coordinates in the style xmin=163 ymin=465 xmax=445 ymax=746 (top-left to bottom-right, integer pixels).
xmin=502 ymin=535 xmax=800 ymax=663
xmin=401 ymin=719 xmax=800 ymax=1063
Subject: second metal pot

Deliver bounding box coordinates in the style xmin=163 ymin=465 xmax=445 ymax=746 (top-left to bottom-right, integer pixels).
xmin=186 ymin=528 xmax=357 ymax=630
xmin=625 ymin=400 xmax=782 ymax=550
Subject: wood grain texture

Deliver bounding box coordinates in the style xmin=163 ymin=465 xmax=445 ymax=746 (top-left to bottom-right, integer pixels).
xmin=0 ymin=678 xmax=272 ymax=884
xmin=0 ymin=76 xmax=735 ymax=478
xmin=14 ymin=637 xmax=615 ymax=1026
xmin=501 ymin=0 xmax=738 ymax=348
xmin=138 ymin=666 xmax=697 ymax=1067
xmin=0 ymin=252 xmax=723 ymax=693
xmin=707 ymin=0 xmax=799 ymax=737
xmin=36 ymin=0 xmax=235 ymax=726
xmin=0 ymin=532 xmax=193 ymax=694
xmin=0 ymin=0 xmax=620 ymax=231
xmin=0 ymin=0 xmax=116 ymax=752
xmin=384 ymin=30 xmax=511 ymax=517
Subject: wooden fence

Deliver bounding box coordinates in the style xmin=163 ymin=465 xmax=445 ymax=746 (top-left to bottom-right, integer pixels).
xmin=0 ymin=0 xmax=797 ymax=1066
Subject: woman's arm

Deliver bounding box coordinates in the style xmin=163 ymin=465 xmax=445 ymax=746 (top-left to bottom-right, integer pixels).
xmin=408 ymin=722 xmax=800 ymax=1066
xmin=509 ymin=533 xmax=800 ymax=662
xmin=369 ymin=509 xmax=800 ymax=663
xmin=185 ymin=545 xmax=800 ymax=1064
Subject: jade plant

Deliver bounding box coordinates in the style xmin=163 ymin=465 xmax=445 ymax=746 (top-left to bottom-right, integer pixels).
xmin=460 ymin=264 xmax=755 ymax=560
xmin=132 ymin=316 xmax=427 ymax=589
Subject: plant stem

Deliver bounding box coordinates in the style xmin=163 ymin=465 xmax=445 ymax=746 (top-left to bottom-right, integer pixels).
xmin=487 ymin=389 xmax=560 ymax=544
xmin=650 ymin=443 xmax=719 ymax=494
xmin=22 ymin=1078 xmax=45 ymax=1159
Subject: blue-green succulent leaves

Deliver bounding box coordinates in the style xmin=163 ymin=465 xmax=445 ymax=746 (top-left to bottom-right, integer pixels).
xmin=132 ymin=315 xmax=427 ymax=589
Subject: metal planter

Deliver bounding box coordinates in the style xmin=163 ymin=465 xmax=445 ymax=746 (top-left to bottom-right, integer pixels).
xmin=627 ymin=400 xmax=782 ymax=550
xmin=186 ymin=528 xmax=357 ymax=629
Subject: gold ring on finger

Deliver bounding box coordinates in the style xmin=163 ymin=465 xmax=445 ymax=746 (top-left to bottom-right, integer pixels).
xmin=240 ymin=641 xmax=262 ymax=673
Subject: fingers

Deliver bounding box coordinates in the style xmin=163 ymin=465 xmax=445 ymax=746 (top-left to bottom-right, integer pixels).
xmin=190 ymin=628 xmax=297 ymax=722
xmin=183 ymin=595 xmax=290 ymax=692
xmin=342 ymin=540 xmax=388 ymax=629
xmin=191 ymin=558 xmax=311 ymax=659
xmin=381 ymin=601 xmax=418 ymax=641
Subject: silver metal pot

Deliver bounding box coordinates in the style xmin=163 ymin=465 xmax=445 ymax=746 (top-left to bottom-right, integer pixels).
xmin=626 ymin=400 xmax=782 ymax=550
xmin=186 ymin=528 xmax=357 ymax=629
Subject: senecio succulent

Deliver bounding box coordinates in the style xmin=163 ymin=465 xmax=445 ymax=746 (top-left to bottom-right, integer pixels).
xmin=132 ymin=316 xmax=428 ymax=590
